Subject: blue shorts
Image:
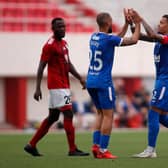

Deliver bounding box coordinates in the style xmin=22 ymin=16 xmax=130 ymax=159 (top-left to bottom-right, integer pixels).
xmin=87 ymin=86 xmax=116 ymax=109
xmin=150 ymin=79 xmax=168 ymax=111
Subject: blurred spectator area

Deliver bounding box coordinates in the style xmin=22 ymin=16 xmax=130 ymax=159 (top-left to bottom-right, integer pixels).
xmin=0 ymin=0 xmax=119 ymax=33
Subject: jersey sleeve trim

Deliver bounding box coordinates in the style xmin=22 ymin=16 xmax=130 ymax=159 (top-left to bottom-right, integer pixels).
xmin=118 ymin=38 xmax=123 ymax=46
xmin=161 ymin=35 xmax=168 ymax=44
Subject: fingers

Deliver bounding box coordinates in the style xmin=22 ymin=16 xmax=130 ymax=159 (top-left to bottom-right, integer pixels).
xmin=80 ymin=77 xmax=86 ymax=90
xmin=81 ymin=83 xmax=86 ymax=90
xmin=124 ymin=8 xmax=141 ymax=24
xmin=33 ymin=93 xmax=42 ymax=101
xmin=123 ymin=8 xmax=133 ymax=24
xmin=82 ymin=85 xmax=86 ymax=90
xmin=34 ymin=95 xmax=39 ymax=101
xmin=34 ymin=94 xmax=39 ymax=101
xmin=123 ymin=8 xmax=128 ymax=16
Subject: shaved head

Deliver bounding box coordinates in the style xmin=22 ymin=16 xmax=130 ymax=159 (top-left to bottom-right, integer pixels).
xmin=96 ymin=12 xmax=112 ymax=27
xmin=96 ymin=12 xmax=112 ymax=33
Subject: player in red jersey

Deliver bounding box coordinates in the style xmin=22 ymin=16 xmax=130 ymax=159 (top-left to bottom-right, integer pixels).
xmin=24 ymin=18 xmax=89 ymax=157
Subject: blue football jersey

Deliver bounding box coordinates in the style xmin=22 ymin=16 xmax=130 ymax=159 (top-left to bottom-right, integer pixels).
xmin=86 ymin=32 xmax=122 ymax=88
xmin=154 ymin=35 xmax=168 ymax=80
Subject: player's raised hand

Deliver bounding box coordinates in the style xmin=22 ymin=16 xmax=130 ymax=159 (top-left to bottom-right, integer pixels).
xmin=123 ymin=8 xmax=133 ymax=24
xmin=34 ymin=88 xmax=42 ymax=101
xmin=129 ymin=9 xmax=142 ymax=24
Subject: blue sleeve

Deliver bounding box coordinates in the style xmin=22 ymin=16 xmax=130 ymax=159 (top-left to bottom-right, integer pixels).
xmin=108 ymin=35 xmax=122 ymax=46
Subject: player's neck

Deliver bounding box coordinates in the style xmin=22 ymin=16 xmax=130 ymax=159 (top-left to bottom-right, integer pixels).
xmin=53 ymin=35 xmax=62 ymax=41
xmin=99 ymin=27 xmax=108 ymax=34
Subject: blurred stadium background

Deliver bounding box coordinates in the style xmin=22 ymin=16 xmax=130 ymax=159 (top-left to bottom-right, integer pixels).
xmin=0 ymin=0 xmax=167 ymax=131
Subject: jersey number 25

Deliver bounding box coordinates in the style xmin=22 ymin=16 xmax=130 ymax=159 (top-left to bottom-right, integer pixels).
xmin=89 ymin=50 xmax=103 ymax=71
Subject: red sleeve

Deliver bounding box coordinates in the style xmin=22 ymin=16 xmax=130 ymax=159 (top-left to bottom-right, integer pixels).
xmin=40 ymin=44 xmax=51 ymax=62
xmin=161 ymin=35 xmax=168 ymax=44
xmin=62 ymin=40 xmax=68 ymax=46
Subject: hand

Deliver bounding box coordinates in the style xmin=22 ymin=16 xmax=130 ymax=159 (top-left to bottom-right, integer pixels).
xmin=34 ymin=88 xmax=42 ymax=101
xmin=123 ymin=8 xmax=133 ymax=24
xmin=128 ymin=9 xmax=142 ymax=24
xmin=80 ymin=77 xmax=86 ymax=90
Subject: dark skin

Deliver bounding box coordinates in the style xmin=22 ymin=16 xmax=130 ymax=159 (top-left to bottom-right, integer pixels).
xmin=34 ymin=19 xmax=85 ymax=102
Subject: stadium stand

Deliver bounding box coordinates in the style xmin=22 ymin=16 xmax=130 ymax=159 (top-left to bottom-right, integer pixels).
xmin=0 ymin=0 xmax=120 ymax=32
xmin=0 ymin=0 xmax=91 ymax=32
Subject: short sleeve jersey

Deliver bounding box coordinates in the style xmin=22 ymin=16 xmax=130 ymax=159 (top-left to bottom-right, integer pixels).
xmin=86 ymin=32 xmax=122 ymax=88
xmin=154 ymin=35 xmax=168 ymax=80
xmin=40 ymin=37 xmax=70 ymax=89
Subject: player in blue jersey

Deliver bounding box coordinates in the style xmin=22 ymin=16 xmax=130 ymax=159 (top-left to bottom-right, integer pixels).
xmin=86 ymin=9 xmax=141 ymax=159
xmin=132 ymin=14 xmax=168 ymax=158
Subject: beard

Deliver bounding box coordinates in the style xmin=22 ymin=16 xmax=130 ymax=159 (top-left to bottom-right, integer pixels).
xmin=54 ymin=31 xmax=65 ymax=40
xmin=108 ymin=27 xmax=112 ymax=33
xmin=158 ymin=31 xmax=162 ymax=34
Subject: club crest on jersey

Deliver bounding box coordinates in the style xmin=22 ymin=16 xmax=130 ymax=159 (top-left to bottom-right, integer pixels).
xmin=92 ymin=35 xmax=99 ymax=40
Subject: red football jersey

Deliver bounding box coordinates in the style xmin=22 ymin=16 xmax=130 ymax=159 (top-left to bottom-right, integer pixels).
xmin=40 ymin=36 xmax=70 ymax=89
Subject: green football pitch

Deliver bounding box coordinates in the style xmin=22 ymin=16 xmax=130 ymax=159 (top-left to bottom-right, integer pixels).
xmin=0 ymin=130 xmax=167 ymax=168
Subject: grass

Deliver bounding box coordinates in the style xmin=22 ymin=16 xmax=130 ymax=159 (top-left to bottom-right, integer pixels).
xmin=0 ymin=130 xmax=168 ymax=168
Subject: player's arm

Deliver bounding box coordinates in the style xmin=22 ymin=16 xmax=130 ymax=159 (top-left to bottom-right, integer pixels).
xmin=69 ymin=61 xmax=86 ymax=89
xmin=141 ymin=18 xmax=164 ymax=42
xmin=130 ymin=18 xmax=163 ymax=42
xmin=117 ymin=8 xmax=130 ymax=37
xmin=130 ymin=25 xmax=155 ymax=42
xmin=121 ymin=22 xmax=140 ymax=46
xmin=117 ymin=22 xmax=129 ymax=37
xmin=34 ymin=61 xmax=47 ymax=101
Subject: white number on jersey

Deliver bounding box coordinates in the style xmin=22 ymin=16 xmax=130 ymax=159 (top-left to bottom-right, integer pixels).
xmin=89 ymin=50 xmax=103 ymax=71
